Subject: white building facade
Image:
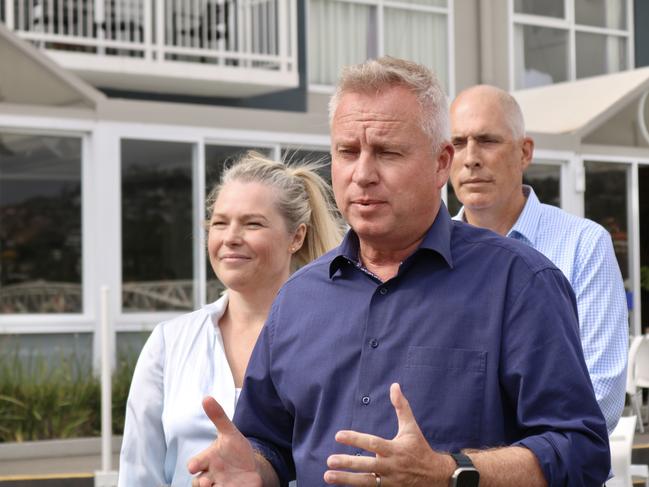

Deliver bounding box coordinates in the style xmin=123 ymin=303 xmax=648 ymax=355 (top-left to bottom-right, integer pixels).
xmin=0 ymin=0 xmax=647 ymax=362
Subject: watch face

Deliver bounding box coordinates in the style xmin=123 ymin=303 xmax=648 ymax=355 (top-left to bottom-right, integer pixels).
xmin=454 ymin=468 xmax=480 ymax=487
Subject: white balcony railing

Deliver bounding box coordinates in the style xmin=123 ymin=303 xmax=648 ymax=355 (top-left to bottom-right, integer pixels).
xmin=0 ymin=0 xmax=299 ymax=96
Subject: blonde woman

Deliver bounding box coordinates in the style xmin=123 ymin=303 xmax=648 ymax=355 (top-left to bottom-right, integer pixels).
xmin=118 ymin=152 xmax=343 ymax=487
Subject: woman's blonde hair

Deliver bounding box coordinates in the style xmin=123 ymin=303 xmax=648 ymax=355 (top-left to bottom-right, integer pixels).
xmin=206 ymin=151 xmax=344 ymax=269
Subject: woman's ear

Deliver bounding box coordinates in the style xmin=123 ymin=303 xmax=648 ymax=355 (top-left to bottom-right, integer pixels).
xmin=290 ymin=223 xmax=307 ymax=253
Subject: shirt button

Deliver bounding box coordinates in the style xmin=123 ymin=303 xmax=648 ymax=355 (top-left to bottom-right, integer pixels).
xmin=369 ymin=338 xmax=379 ymax=348
xmin=361 ymin=395 xmax=371 ymax=405
xmin=379 ymin=287 xmax=387 ymax=295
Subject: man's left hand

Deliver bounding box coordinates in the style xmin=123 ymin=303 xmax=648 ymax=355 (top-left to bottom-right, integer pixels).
xmin=324 ymin=383 xmax=455 ymax=486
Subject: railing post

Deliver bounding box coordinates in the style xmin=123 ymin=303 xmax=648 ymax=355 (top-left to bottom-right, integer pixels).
xmin=6 ymin=0 xmax=15 ymax=30
xmin=237 ymin=0 xmax=246 ymax=67
xmin=290 ymin=0 xmax=297 ymax=72
xmin=277 ymin=0 xmax=288 ymax=73
xmin=156 ymin=0 xmax=164 ymax=61
xmin=143 ymin=0 xmax=152 ymax=60
xmin=95 ymin=0 xmax=105 ymax=55
xmin=94 ymin=285 xmax=118 ymax=487
xmin=100 ymin=285 xmax=112 ymax=472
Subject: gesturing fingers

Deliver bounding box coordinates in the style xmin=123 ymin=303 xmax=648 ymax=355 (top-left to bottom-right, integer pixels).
xmin=324 ymin=469 xmax=381 ymax=486
xmin=187 ymin=450 xmax=210 ymax=475
xmin=188 ymin=397 xmax=231 ymax=475
xmin=202 ymin=396 xmax=238 ymax=436
xmin=191 ymin=475 xmax=213 ymax=487
xmin=327 ymin=452 xmax=378 ymax=473
xmin=334 ymin=430 xmax=392 ymax=457
xmin=390 ymin=383 xmax=424 ymax=438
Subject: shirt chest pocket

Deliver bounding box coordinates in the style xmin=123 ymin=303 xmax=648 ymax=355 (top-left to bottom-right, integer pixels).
xmin=401 ymin=346 xmax=486 ymax=446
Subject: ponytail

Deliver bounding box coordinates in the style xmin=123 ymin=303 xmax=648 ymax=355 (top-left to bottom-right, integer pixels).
xmin=288 ymin=165 xmax=343 ymax=269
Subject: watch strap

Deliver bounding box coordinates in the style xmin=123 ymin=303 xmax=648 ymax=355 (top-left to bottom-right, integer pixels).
xmin=450 ymin=452 xmax=475 ymax=469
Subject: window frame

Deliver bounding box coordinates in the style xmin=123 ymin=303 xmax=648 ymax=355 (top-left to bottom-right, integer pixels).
xmin=0 ymin=118 xmax=92 ymax=333
xmin=307 ymin=0 xmax=455 ymax=97
xmin=523 ymin=156 xmax=564 ymax=207
xmin=581 ymin=153 xmax=649 ymax=336
xmin=111 ymin=123 xmax=330 ymax=333
xmin=508 ymin=0 xmax=634 ymax=90
xmin=0 ymin=113 xmax=331 ymax=334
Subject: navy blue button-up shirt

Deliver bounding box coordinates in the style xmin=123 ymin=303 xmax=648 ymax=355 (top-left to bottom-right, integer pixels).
xmin=234 ymin=205 xmax=609 ymax=486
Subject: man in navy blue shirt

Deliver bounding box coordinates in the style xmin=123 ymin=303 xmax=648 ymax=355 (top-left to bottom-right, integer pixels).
xmin=189 ymin=57 xmax=609 ymax=487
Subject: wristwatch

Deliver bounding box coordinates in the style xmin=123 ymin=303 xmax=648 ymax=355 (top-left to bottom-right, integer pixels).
xmin=449 ymin=452 xmax=480 ymax=487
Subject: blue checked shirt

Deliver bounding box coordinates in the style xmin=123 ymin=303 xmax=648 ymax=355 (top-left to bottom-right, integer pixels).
xmin=456 ymin=185 xmax=628 ymax=434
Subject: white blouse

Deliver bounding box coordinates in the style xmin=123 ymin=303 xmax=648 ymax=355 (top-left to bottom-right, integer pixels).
xmin=118 ymin=294 xmax=238 ymax=487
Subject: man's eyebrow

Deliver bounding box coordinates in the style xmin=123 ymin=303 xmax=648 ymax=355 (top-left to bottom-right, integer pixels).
xmin=451 ymin=132 xmax=502 ymax=140
xmin=475 ymin=132 xmax=501 ymax=138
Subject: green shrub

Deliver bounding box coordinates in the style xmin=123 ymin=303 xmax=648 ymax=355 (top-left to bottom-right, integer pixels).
xmin=0 ymin=350 xmax=137 ymax=442
xmin=642 ymin=266 xmax=649 ymax=292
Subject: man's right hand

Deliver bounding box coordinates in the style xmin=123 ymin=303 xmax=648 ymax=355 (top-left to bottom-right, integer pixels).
xmin=188 ymin=396 xmax=263 ymax=487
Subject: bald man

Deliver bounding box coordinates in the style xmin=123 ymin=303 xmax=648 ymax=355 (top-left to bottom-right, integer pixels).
xmin=449 ymin=85 xmax=628 ymax=435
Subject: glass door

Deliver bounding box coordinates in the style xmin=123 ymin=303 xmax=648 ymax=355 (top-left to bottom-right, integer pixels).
xmin=639 ymin=164 xmax=649 ymax=333
xmin=584 ymin=161 xmax=633 ymax=331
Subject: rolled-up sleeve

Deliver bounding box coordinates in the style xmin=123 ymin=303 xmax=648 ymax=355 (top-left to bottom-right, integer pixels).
xmin=503 ymin=268 xmax=610 ymax=486
xmin=234 ymin=306 xmax=295 ymax=487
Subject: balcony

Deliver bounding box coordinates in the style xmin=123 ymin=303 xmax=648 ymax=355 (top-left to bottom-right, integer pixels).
xmin=0 ymin=0 xmax=299 ymax=97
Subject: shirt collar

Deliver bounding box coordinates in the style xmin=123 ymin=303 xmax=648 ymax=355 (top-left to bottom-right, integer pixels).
xmin=453 ymin=185 xmax=540 ymax=246
xmin=329 ymin=203 xmax=455 ymax=278
xmin=507 ymin=185 xmax=541 ymax=246
xmin=454 ymin=205 xmax=466 ymax=222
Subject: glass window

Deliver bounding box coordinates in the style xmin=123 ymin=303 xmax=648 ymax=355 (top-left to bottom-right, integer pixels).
xmin=281 ymin=147 xmax=340 ymax=223
xmin=308 ymin=0 xmax=449 ymax=88
xmin=514 ymin=24 xmax=569 ymax=89
xmin=121 ymin=139 xmax=194 ymax=312
xmin=281 ymin=147 xmax=331 ymax=184
xmin=0 ymin=133 xmax=82 ymax=314
xmin=384 ymin=9 xmax=448 ymax=91
xmin=575 ymin=32 xmax=626 ymax=79
xmin=116 ymin=331 xmax=151 ymax=361
xmin=639 ymin=165 xmax=649 ymax=332
xmin=512 ymin=1 xmax=631 ymax=88
xmin=395 ymin=0 xmax=446 ymax=6
xmin=204 ymin=145 xmax=272 ymax=304
xmin=0 ymin=333 xmax=93 ymax=369
xmin=523 ymin=163 xmax=561 ymax=207
xmin=445 ymin=183 xmax=461 ymax=217
xmin=514 ymin=0 xmax=565 ymax=18
xmin=308 ymin=0 xmax=377 ymax=86
xmin=584 ymin=161 xmax=629 ymax=282
xmin=575 ymin=0 xmax=626 ymax=29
